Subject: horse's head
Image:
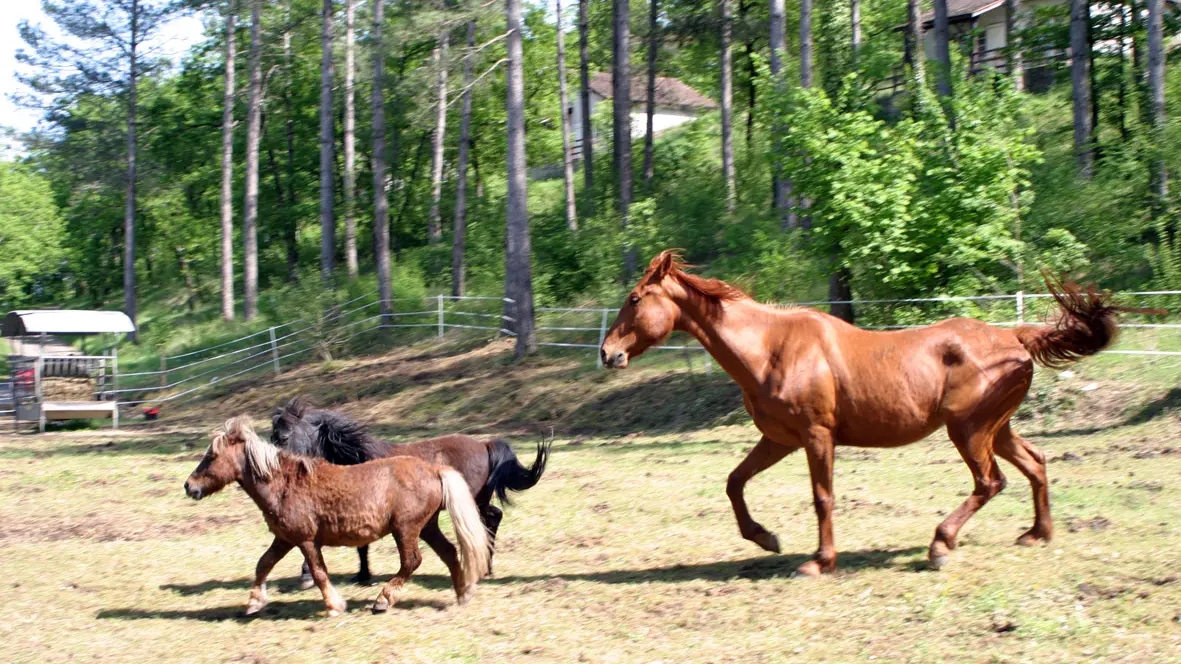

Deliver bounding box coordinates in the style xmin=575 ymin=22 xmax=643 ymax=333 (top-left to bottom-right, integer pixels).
xmin=600 ymin=251 xmax=687 ymax=369
xmin=185 ymin=416 xmax=279 ymax=499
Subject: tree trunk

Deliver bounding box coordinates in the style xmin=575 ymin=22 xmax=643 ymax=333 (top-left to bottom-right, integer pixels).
xmin=721 ymin=0 xmax=735 ymax=215
xmin=1005 ymin=0 xmax=1023 ymax=91
xmin=850 ymin=0 xmax=861 ymax=64
xmin=742 ymin=0 xmax=755 ymax=147
xmin=557 ymin=0 xmax=578 ymax=229
xmin=578 ymin=0 xmax=593 ymax=201
xmin=343 ymin=0 xmax=358 ymax=277
xmin=1071 ymin=0 xmax=1095 ymax=178
xmin=769 ymin=0 xmax=794 ymax=228
xmin=243 ymin=0 xmax=262 ymax=320
xmin=282 ymin=0 xmax=299 ymax=283
xmin=1147 ymin=0 xmax=1168 ymax=209
xmin=505 ymin=0 xmax=536 ymax=356
xmin=320 ymin=0 xmax=337 ymax=280
xmin=933 ymin=0 xmax=952 ymax=98
xmin=800 ymin=0 xmax=813 ymax=89
xmin=452 ymin=20 xmax=475 ymax=295
xmin=122 ymin=0 xmax=141 ymax=342
xmin=906 ymin=0 xmax=926 ymax=89
xmin=642 ymin=0 xmax=658 ymax=190
xmin=428 ymin=31 xmax=449 ymax=245
xmin=220 ymin=0 xmax=236 ymax=321
xmin=613 ymin=0 xmax=635 ymax=277
xmin=1088 ymin=5 xmax=1099 ymax=148
xmin=372 ymin=0 xmax=393 ymax=319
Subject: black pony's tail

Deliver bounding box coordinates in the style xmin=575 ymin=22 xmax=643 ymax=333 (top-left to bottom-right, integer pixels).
xmin=485 ymin=438 xmax=551 ymax=505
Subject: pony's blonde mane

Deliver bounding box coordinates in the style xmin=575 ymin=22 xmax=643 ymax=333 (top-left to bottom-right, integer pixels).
xmin=211 ymin=416 xmax=282 ymax=480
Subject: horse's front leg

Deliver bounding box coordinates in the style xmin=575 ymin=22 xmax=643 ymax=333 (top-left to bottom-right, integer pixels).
xmin=726 ymin=435 xmax=796 ymax=553
xmin=796 ymin=427 xmax=837 ymax=578
xmin=352 ymin=545 xmax=373 ymax=585
xmin=246 ymin=537 xmax=294 ymax=616
xmin=298 ymin=542 xmax=347 ymax=616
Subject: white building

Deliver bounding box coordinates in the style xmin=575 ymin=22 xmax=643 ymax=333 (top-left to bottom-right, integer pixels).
xmin=569 ymin=72 xmax=718 ymax=159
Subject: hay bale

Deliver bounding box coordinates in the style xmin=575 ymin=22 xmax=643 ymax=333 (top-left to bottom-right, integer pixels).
xmin=41 ymin=377 xmax=94 ymax=402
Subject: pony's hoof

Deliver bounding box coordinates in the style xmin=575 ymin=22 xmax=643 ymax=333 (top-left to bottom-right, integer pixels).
xmin=244 ymin=601 xmax=266 ymax=616
xmin=753 ymin=531 xmax=781 ymax=554
xmin=456 ymin=584 xmax=477 ymax=606
xmin=371 ymin=600 xmax=389 ymax=614
xmin=351 ymin=574 xmax=375 ymax=586
xmin=299 ymin=575 xmax=315 ymax=591
xmin=929 ymin=555 xmax=950 ymax=571
xmin=324 ymin=603 xmax=347 ymax=618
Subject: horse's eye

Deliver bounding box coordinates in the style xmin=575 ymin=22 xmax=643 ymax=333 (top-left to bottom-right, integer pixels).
xmin=629 ymin=295 xmax=641 ymax=305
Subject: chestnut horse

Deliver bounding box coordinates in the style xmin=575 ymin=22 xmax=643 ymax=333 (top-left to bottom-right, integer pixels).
xmin=184 ymin=417 xmax=491 ymax=616
xmin=601 ymin=250 xmax=1125 ymax=576
xmin=271 ymin=396 xmax=550 ymax=585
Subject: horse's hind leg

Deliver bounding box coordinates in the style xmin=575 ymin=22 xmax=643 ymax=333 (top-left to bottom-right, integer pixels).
xmin=352 ymin=545 xmax=374 ymax=585
xmin=245 ymin=537 xmax=294 ymax=616
xmin=420 ymin=514 xmax=472 ymax=604
xmin=726 ymin=436 xmax=797 ymax=554
xmin=372 ymin=525 xmax=423 ymax=613
xmin=298 ymin=542 xmax=347 ymax=616
xmin=929 ymin=422 xmax=1008 ymax=570
xmin=994 ymin=422 xmax=1052 ymax=545
xmin=481 ymin=502 xmax=503 ymax=576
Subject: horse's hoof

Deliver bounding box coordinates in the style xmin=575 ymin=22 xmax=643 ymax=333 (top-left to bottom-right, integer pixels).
xmin=792 ymin=560 xmax=824 ymax=579
xmin=371 ymin=600 xmax=389 ymax=614
xmin=299 ymin=576 xmax=315 ymax=591
xmin=753 ymin=531 xmax=781 ymax=554
xmin=244 ymin=602 xmax=266 ymax=616
xmin=929 ymin=555 xmax=950 ymax=571
xmin=325 ymin=603 xmax=347 ymax=617
xmin=351 ymin=574 xmax=375 ymax=586
xmin=1016 ymin=530 xmax=1051 ymax=547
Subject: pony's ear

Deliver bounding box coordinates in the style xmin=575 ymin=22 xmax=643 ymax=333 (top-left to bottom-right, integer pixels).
xmin=286 ymin=396 xmax=310 ymax=418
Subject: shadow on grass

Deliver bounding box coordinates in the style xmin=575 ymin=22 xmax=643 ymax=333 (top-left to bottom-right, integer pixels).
xmin=1030 ymin=387 xmax=1181 ymax=439
xmin=159 ymin=547 xmax=929 ymax=606
xmin=97 ymin=597 xmax=446 ymax=622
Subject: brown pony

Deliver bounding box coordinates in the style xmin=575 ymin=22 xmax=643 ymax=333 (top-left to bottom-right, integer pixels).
xmin=601 ymin=250 xmax=1127 ymax=576
xmin=184 ymin=417 xmax=491 ymax=616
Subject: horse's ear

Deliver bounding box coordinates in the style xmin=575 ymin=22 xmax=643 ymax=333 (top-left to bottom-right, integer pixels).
xmin=286 ymin=396 xmax=310 ymax=417
xmin=646 ymin=250 xmax=679 ymax=283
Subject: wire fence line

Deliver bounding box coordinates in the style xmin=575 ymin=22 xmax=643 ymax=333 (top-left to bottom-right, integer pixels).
xmin=74 ymin=288 xmax=1180 ymax=415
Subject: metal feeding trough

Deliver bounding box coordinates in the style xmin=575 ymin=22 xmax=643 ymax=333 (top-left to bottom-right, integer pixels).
xmin=3 ymin=310 xmax=135 ymax=433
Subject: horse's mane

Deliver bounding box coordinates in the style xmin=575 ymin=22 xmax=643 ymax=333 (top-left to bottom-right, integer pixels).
xmin=646 ymin=250 xmax=749 ymax=303
xmin=274 ymin=396 xmax=394 ymax=465
xmin=213 ymin=416 xmax=283 ymax=480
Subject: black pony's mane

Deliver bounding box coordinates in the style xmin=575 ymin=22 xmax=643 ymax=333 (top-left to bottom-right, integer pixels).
xmin=271 ymin=396 xmax=395 ymax=465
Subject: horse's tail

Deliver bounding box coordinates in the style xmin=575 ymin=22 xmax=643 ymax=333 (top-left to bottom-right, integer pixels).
xmin=486 ymin=438 xmax=551 ymax=506
xmin=439 ymin=468 xmax=492 ymax=590
xmin=1014 ymin=274 xmax=1129 ymax=369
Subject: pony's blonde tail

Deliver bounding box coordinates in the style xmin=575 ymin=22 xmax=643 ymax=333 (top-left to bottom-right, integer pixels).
xmin=439 ymin=468 xmax=492 ymax=591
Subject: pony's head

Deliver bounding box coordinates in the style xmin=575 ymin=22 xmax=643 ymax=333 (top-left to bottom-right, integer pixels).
xmin=270 ymin=396 xmax=319 ymax=453
xmin=600 ymin=250 xmax=745 ymax=368
xmin=184 ymin=416 xmax=280 ymax=500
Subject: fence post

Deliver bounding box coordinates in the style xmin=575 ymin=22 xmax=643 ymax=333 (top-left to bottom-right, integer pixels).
xmin=703 ymin=350 xmax=712 ymax=375
xmin=596 ymin=309 xmax=609 ymax=367
xmin=269 ymin=327 xmax=281 ymax=375
xmin=111 ymin=344 xmax=118 ymax=398
xmin=159 ymin=354 xmax=167 ymax=388
xmin=437 ymin=294 xmax=445 ymax=338
xmin=1016 ymin=291 xmax=1025 ymax=326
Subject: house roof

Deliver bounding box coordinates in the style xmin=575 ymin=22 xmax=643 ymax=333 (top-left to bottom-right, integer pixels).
xmin=588 ymin=72 xmax=718 ymax=111
xmin=921 ymin=0 xmax=1005 ymax=25
xmin=2 ymin=310 xmax=136 ymax=336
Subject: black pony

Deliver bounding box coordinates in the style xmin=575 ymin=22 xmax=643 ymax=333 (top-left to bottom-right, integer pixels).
xmin=271 ymin=396 xmax=550 ymax=585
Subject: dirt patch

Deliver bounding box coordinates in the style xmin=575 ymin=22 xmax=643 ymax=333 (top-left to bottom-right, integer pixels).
xmin=0 ymin=512 xmax=253 ymax=543
xmin=1066 ymin=516 xmax=1112 ymax=533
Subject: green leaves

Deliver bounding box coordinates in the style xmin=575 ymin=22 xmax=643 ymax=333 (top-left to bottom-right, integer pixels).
xmin=0 ymin=161 xmax=67 ymax=305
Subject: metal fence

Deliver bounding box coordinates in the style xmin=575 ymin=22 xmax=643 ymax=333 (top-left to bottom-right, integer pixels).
xmin=12 ymin=288 xmax=1174 ymax=420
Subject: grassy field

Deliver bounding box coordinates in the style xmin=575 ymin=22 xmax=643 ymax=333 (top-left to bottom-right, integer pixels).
xmin=1 ymin=337 xmax=1178 ymax=663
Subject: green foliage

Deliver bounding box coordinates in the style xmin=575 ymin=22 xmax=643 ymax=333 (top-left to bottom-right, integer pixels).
xmin=0 ymin=161 xmax=66 ymax=305
xmin=770 ymin=73 xmax=1041 ymax=299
